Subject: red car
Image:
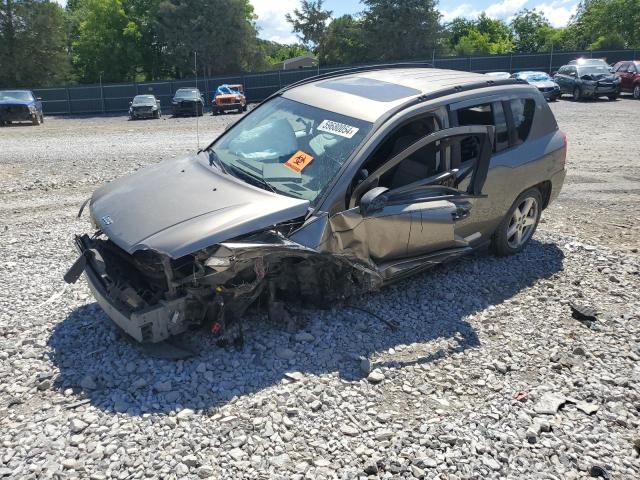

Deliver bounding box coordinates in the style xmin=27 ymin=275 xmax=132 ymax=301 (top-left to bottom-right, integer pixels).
xmin=612 ymin=60 xmax=640 ymax=99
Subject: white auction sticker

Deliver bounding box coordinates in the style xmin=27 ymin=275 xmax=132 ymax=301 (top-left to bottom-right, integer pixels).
xmin=317 ymin=119 xmax=359 ymax=139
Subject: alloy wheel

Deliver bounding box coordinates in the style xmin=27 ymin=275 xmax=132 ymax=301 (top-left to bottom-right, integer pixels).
xmin=506 ymin=197 xmax=539 ymax=249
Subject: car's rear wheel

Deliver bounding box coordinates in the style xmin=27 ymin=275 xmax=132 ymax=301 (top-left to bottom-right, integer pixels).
xmin=573 ymin=87 xmax=582 ymax=101
xmin=491 ymin=188 xmax=542 ymax=256
xmin=633 ymin=84 xmax=640 ymax=99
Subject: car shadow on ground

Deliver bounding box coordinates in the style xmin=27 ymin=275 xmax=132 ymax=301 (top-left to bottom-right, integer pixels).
xmin=47 ymin=238 xmax=564 ymax=416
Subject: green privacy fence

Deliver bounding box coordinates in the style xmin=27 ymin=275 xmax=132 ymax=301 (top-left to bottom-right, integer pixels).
xmin=28 ymin=48 xmax=638 ymax=115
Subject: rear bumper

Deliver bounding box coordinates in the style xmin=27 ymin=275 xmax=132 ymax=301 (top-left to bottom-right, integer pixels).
xmin=73 ymin=235 xmax=188 ymax=343
xmin=548 ymin=168 xmax=566 ymax=205
xmin=540 ymin=89 xmax=560 ymax=100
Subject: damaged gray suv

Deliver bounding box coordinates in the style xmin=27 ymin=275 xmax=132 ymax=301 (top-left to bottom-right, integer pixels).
xmin=65 ymin=65 xmax=567 ymax=343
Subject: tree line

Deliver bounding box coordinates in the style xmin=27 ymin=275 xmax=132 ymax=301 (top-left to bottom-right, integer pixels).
xmin=1 ymin=0 xmax=639 ymax=88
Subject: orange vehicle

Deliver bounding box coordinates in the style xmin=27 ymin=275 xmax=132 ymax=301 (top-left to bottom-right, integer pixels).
xmin=212 ymin=84 xmax=247 ymax=114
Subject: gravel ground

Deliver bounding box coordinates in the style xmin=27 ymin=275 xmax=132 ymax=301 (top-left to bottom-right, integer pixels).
xmin=1 ymin=99 xmax=639 ymax=480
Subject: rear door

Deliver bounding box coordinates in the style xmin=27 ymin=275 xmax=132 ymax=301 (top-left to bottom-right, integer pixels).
xmin=615 ymin=62 xmax=631 ymax=91
xmin=335 ymin=126 xmax=494 ymax=264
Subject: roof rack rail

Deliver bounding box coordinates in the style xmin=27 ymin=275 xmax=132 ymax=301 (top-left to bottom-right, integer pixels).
xmin=268 ymin=62 xmax=434 ymax=99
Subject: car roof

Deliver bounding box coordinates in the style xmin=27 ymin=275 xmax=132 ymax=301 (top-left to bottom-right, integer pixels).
xmin=282 ymin=68 xmax=512 ymax=123
xmin=515 ymin=71 xmax=547 ymax=75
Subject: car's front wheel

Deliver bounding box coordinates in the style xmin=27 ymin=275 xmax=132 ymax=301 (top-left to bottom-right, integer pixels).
xmin=573 ymin=86 xmax=582 ymax=101
xmin=491 ymin=188 xmax=542 ymax=256
xmin=633 ymin=84 xmax=640 ymax=99
xmin=31 ymin=113 xmax=41 ymax=125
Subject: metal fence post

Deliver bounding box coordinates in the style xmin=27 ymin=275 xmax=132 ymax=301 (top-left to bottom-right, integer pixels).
xmin=468 ymin=56 xmax=472 ymax=72
xmin=66 ymin=86 xmax=71 ymax=115
xmin=509 ymin=54 xmax=513 ymax=73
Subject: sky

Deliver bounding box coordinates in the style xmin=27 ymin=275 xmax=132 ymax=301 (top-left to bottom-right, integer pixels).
xmin=53 ymin=0 xmax=578 ymax=45
xmin=251 ymin=0 xmax=578 ymax=43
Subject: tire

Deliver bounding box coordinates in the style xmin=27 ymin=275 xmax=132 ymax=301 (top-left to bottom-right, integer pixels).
xmin=608 ymin=94 xmax=618 ymax=101
xmin=237 ymin=106 xmax=243 ymax=114
xmin=242 ymin=104 xmax=247 ymax=112
xmin=573 ymin=86 xmax=582 ymax=101
xmin=32 ymin=113 xmax=41 ymax=125
xmin=633 ymin=84 xmax=640 ymax=99
xmin=154 ymin=110 xmax=160 ymax=119
xmin=40 ymin=113 xmax=44 ymax=124
xmin=491 ymin=188 xmax=542 ymax=256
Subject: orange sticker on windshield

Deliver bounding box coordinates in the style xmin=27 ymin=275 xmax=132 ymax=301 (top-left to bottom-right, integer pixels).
xmin=284 ymin=150 xmax=314 ymax=173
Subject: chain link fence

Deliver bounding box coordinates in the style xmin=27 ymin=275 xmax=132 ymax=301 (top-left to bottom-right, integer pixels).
xmin=30 ymin=48 xmax=638 ymax=115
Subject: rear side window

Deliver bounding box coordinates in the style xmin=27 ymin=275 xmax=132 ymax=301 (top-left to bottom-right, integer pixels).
xmin=456 ymin=102 xmax=509 ymax=153
xmin=510 ymin=99 xmax=535 ymax=145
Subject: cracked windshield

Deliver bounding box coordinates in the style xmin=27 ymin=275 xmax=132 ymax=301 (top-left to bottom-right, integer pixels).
xmin=209 ymin=96 xmax=371 ymax=202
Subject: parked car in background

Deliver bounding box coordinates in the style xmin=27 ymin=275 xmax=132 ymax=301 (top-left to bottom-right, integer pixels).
xmin=554 ymin=63 xmax=621 ymax=101
xmin=65 ymin=65 xmax=566 ymax=343
xmin=512 ymin=71 xmax=561 ymax=101
xmin=171 ymin=88 xmax=204 ymax=116
xmin=212 ymin=84 xmax=247 ymax=114
xmin=612 ymin=60 xmax=640 ymax=99
xmin=568 ymin=58 xmax=610 ymax=68
xmin=485 ymin=72 xmax=511 ymax=79
xmin=0 ymin=89 xmax=44 ymax=126
xmin=129 ymin=95 xmax=162 ymax=120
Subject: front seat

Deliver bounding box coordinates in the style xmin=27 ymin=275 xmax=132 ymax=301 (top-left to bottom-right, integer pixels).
xmin=389 ymin=118 xmax=439 ymax=189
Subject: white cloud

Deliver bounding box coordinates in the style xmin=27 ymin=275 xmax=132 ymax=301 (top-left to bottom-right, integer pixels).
xmin=441 ymin=4 xmax=480 ymax=22
xmin=534 ymin=1 xmax=578 ymax=27
xmin=251 ymin=0 xmax=300 ymax=44
xmin=484 ymin=0 xmax=528 ymax=19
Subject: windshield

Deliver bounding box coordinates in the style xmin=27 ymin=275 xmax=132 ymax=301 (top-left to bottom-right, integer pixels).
xmin=209 ymin=96 xmax=372 ymax=203
xmin=578 ymin=66 xmax=611 ymax=76
xmin=174 ymin=89 xmax=199 ymax=99
xmin=0 ymin=90 xmax=34 ymax=102
xmin=132 ymin=95 xmax=156 ymax=105
xmin=520 ymin=72 xmax=550 ymax=81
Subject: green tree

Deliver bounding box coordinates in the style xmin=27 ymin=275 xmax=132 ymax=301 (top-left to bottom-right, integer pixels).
xmin=259 ymin=40 xmax=312 ymax=66
xmin=155 ymin=0 xmax=263 ymax=78
xmin=361 ymin=0 xmax=442 ymax=61
xmin=319 ymin=14 xmax=367 ymax=65
xmin=0 ymin=0 xmax=72 ymax=87
xmin=445 ymin=13 xmax=513 ymax=55
xmin=285 ymin=0 xmax=332 ymax=51
xmin=68 ymin=0 xmax=144 ymax=83
xmin=568 ymin=0 xmax=640 ymax=49
xmin=510 ymin=9 xmax=554 ymax=52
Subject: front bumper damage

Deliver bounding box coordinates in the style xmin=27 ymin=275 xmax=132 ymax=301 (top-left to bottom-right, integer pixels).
xmin=0 ymin=104 xmax=33 ymax=122
xmin=67 ymin=228 xmax=383 ymax=343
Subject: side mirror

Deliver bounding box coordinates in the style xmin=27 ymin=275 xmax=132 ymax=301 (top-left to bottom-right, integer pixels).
xmin=36 ymin=97 xmax=42 ymax=101
xmin=129 ymin=101 xmax=133 ymax=106
xmin=359 ymin=186 xmax=389 ymax=217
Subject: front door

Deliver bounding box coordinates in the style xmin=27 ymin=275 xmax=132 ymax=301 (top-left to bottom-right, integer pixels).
xmin=329 ymin=126 xmax=494 ymax=271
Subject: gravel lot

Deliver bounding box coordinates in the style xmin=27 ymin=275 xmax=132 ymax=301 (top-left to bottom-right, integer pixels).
xmin=1 ymin=98 xmax=639 ymax=479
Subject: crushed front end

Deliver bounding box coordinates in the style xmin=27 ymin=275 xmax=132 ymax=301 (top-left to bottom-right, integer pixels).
xmin=66 ymin=229 xmax=378 ymax=343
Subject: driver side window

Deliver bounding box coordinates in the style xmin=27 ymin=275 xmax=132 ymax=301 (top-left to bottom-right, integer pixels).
xmin=357 ymin=114 xmax=445 ymax=191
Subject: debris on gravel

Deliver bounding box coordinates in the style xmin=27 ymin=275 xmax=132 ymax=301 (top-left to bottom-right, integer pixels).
xmin=1 ymin=102 xmax=639 ymax=479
